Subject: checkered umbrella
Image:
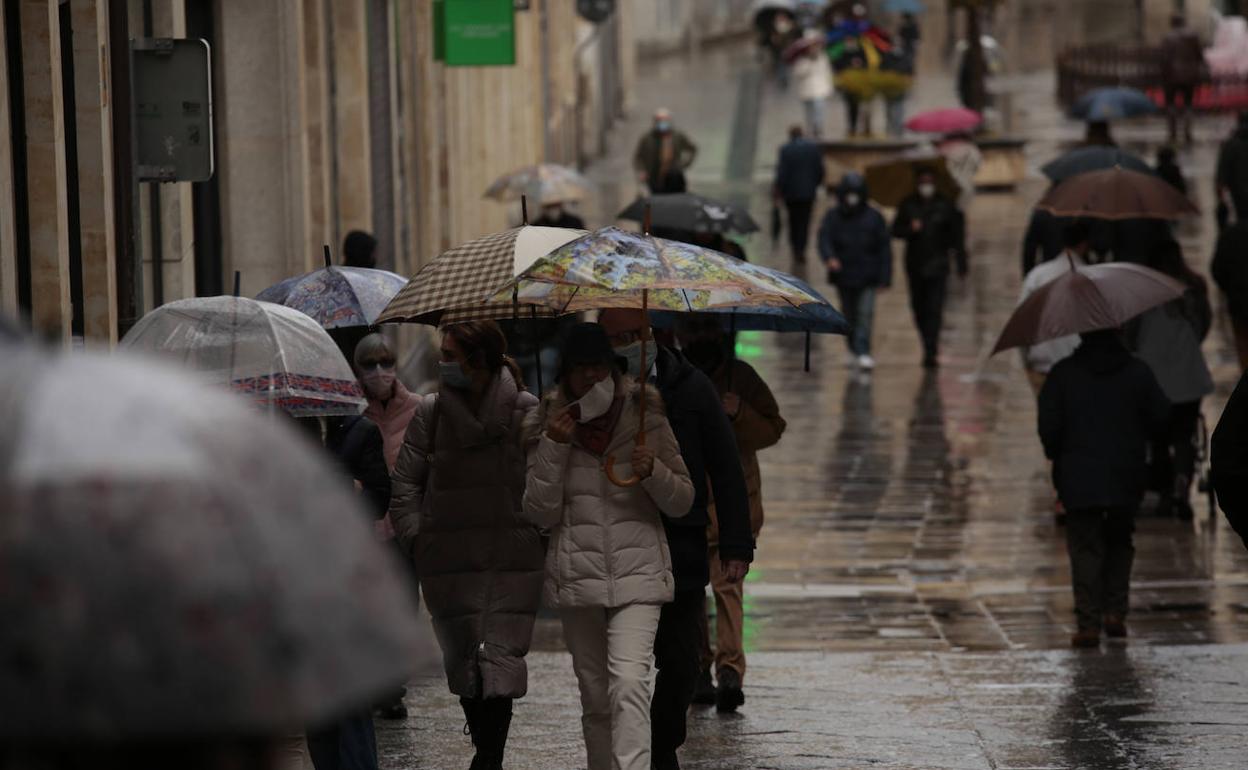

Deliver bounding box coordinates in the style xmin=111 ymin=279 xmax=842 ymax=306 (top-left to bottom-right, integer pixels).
xmin=376 ymin=225 xmax=587 ymax=326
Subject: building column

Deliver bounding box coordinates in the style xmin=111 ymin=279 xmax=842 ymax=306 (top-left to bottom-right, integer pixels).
xmin=330 ymin=0 xmax=372 ymax=247
xmin=0 ymin=1 xmax=18 ymax=317
xmin=70 ymin=0 xmax=117 ymax=348
xmin=22 ymin=0 xmax=71 ymax=343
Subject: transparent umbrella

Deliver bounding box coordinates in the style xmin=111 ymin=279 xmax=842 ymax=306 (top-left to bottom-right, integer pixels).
xmin=0 ymin=345 xmax=427 ymax=740
xmin=120 ymin=296 xmax=366 ymax=417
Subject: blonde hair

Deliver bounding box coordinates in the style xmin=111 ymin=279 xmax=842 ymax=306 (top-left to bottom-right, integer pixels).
xmin=352 ymin=333 xmax=396 ymax=370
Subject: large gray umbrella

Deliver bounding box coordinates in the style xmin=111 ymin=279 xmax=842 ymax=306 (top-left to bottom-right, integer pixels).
xmin=0 ymin=345 xmax=428 ymax=741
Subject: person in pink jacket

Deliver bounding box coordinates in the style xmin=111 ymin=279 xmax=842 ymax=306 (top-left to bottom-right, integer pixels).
xmin=354 ymin=333 xmax=422 ymax=472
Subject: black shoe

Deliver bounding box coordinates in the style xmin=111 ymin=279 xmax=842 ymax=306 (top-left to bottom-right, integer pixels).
xmin=716 ymin=669 xmax=745 ymax=713
xmin=1104 ymin=615 xmax=1128 ymax=638
xmin=692 ymin=668 xmax=717 ymax=705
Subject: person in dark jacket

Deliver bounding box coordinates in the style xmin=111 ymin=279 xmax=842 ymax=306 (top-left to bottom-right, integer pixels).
xmin=1160 ymin=13 xmax=1205 ymax=145
xmin=531 ymin=200 xmax=586 ymax=229
xmin=1216 ymin=112 xmax=1248 ymax=223
xmin=818 ymin=172 xmax=892 ymax=369
xmin=890 ymin=168 xmax=967 ymax=368
xmin=634 ymin=108 xmax=698 ymax=195
xmin=1213 ymin=370 xmax=1248 ymax=549
xmin=773 ymin=124 xmax=826 ymax=262
xmin=1038 ymin=330 xmax=1169 ymax=648
xmin=1212 ymin=220 xmax=1248 ymax=369
xmin=343 ymin=230 xmax=378 ymax=269
xmin=598 ymin=309 xmax=753 ymax=770
xmin=1155 ymin=146 xmax=1187 ymax=195
xmin=1021 ymin=206 xmax=1068 ymax=277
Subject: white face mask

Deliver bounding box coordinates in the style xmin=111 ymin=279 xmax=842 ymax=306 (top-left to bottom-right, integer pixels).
xmin=359 ymin=366 xmax=396 ymax=400
xmin=843 ymin=193 xmax=861 ymax=207
xmin=917 ymin=183 xmax=936 ymax=199
xmin=573 ymin=376 xmax=615 ymax=423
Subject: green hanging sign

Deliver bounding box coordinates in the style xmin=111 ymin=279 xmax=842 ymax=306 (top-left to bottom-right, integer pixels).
xmin=437 ymin=0 xmax=516 ymax=67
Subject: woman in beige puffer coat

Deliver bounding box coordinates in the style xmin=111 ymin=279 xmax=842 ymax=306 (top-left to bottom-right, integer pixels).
xmin=521 ymin=323 xmax=693 ymax=770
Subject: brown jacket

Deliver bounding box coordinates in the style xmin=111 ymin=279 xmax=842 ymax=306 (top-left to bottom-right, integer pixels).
xmin=389 ymin=369 xmax=542 ymax=699
xmin=707 ymin=359 xmax=786 ymax=541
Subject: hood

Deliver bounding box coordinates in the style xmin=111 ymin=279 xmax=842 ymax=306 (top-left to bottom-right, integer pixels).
xmin=836 ymin=172 xmax=868 ymax=198
xmin=1072 ymin=330 xmax=1133 ymax=374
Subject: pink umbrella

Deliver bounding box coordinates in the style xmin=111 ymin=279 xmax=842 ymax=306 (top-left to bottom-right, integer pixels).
xmin=905 ymin=108 xmax=982 ymax=134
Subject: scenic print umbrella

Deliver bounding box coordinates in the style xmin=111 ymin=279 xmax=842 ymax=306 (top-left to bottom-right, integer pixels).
xmin=376 ymin=225 xmax=587 ymax=326
xmin=993 ymin=261 xmax=1185 ymax=353
xmin=649 ymin=269 xmax=847 ymax=335
xmin=1040 ymin=146 xmax=1152 ymax=184
xmin=905 ymin=107 xmax=982 ymax=134
xmin=1070 ymin=86 xmax=1159 ymax=121
xmin=256 ymin=260 xmax=407 ymax=329
xmin=617 ymin=193 xmax=760 ymax=235
xmin=0 ymin=345 xmax=426 ymax=739
xmin=1036 ymin=166 xmax=1199 ymax=220
xmin=483 ymin=163 xmax=593 ymax=204
xmin=119 ymin=296 xmax=366 ymax=417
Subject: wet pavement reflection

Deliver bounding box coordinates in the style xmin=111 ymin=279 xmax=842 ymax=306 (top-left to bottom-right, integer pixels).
xmin=379 ymin=38 xmax=1248 ymax=769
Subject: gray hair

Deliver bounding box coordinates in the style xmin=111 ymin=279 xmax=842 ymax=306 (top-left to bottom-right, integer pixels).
xmin=352 ymin=333 xmax=396 ymax=369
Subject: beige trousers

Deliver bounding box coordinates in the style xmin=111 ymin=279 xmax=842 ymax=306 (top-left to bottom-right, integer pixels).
xmin=560 ymin=604 xmax=662 ymax=770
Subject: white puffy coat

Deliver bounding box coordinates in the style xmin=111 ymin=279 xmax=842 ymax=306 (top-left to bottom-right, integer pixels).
xmin=521 ymin=379 xmax=694 ymax=609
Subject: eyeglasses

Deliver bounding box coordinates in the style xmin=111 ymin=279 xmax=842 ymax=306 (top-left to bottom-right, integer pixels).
xmin=358 ymin=360 xmax=395 ymax=371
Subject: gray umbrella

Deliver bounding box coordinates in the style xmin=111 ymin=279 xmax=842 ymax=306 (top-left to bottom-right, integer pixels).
xmin=0 ymin=345 xmax=428 ymax=742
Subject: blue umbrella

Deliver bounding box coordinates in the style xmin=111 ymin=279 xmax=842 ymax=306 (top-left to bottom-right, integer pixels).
xmin=257 ymin=250 xmax=408 ymax=329
xmin=1070 ymin=87 xmax=1159 ymax=121
xmin=884 ymin=0 xmax=926 ymax=13
xmin=1041 ymin=146 xmax=1152 ymax=183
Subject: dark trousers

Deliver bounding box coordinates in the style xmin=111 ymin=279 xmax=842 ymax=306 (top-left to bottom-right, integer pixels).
xmin=1065 ymin=508 xmax=1135 ymax=631
xmin=651 ymin=589 xmax=705 ymax=770
xmin=1150 ymin=399 xmax=1202 ymax=504
xmin=784 ymin=198 xmax=815 ymax=261
xmin=307 ymin=712 xmax=378 ymax=770
xmin=906 ymin=272 xmax=947 ymax=361
xmin=843 ymin=93 xmax=861 ymax=135
xmin=460 ymin=696 xmax=514 ymax=770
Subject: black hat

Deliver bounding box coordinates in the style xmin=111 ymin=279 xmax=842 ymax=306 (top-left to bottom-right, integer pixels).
xmin=342 ymin=230 xmax=378 ymax=269
xmin=561 ymin=323 xmax=617 ymax=367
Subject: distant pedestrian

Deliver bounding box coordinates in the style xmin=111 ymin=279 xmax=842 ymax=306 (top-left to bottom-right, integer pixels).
xmin=1154 ymin=146 xmax=1188 ymax=195
xmin=817 ymin=172 xmax=892 ymax=369
xmin=343 ymin=230 xmax=378 ymax=269
xmin=791 ymin=34 xmax=833 ymax=138
xmin=389 ymin=321 xmax=543 ymax=770
xmin=1038 ymin=330 xmax=1169 ymax=648
xmin=532 ymin=199 xmax=585 ymax=229
xmin=1127 ymin=240 xmax=1213 ymax=520
xmin=1019 ymin=222 xmax=1090 ymax=395
xmin=1160 ymin=12 xmax=1206 ymax=145
xmin=634 ymin=108 xmax=698 ymax=195
xmin=522 ymin=323 xmax=695 ymax=770
xmin=1216 ymin=111 xmax=1248 ymax=222
xmin=773 ymin=124 xmax=827 ymax=262
xmin=937 ymin=132 xmax=982 ymax=211
xmin=891 ymin=168 xmax=967 ymax=368
xmin=898 ymin=12 xmax=920 ymax=54
xmin=674 ymin=315 xmax=785 ymax=716
xmin=1083 ymin=120 xmax=1116 ymax=148
xmin=1021 ymin=207 xmax=1067 ymax=277
xmin=596 ymin=309 xmax=753 ymax=766
xmin=1212 ymin=220 xmax=1248 ymax=368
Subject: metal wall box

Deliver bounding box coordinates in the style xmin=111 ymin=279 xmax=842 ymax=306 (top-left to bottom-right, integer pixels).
xmin=132 ymin=38 xmax=214 ymax=183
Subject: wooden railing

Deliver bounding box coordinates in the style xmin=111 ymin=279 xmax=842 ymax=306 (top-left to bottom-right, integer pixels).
xmin=1057 ymin=43 xmax=1248 ymax=112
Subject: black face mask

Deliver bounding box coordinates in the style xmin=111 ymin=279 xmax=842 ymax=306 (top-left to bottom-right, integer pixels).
xmin=683 ymin=339 xmax=726 ymax=374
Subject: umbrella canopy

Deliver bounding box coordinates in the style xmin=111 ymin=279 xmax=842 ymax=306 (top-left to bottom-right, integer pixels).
xmin=992 ymin=261 xmax=1185 ymax=354
xmin=0 ymin=345 xmax=425 ymax=740
xmin=650 ymin=269 xmax=848 ymax=334
xmin=1070 ymin=86 xmax=1159 ymax=121
xmin=905 ymin=107 xmax=981 ymax=134
xmin=483 ymin=163 xmax=593 ymax=204
xmin=884 ymin=0 xmax=926 ymax=12
xmin=376 ymin=225 xmax=587 ymax=326
xmin=119 ymin=296 xmax=366 ymax=417
xmin=617 ymin=193 xmax=759 ymax=235
xmin=484 ymin=226 xmax=822 ymax=315
xmin=1040 ymin=146 xmax=1152 ymax=184
xmin=1035 ymin=166 xmax=1199 ymax=220
xmin=864 ymin=153 xmax=961 ymax=207
xmin=256 ymin=265 xmax=407 ymax=329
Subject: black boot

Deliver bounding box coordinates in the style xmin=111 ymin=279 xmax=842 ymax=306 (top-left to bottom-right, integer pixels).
xmin=460 ymin=698 xmax=487 ymax=770
xmin=462 ymin=697 xmax=512 ymax=770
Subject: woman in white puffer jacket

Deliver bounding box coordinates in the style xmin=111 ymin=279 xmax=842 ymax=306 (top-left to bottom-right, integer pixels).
xmin=521 ymin=322 xmax=693 ymax=770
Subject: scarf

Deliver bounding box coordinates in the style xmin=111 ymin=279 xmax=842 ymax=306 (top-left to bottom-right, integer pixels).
xmin=573 ymin=395 xmax=626 ymax=457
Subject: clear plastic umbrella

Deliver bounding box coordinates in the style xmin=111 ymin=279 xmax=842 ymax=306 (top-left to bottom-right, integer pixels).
xmin=120 ymin=296 xmax=366 ymax=417
xmin=0 ymin=344 xmax=427 ymax=740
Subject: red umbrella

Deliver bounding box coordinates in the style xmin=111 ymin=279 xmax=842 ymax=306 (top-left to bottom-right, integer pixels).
xmin=905 ymin=108 xmax=982 ymax=134
xmin=992 ymin=260 xmax=1185 ymax=354
xmin=1035 ymin=166 xmax=1199 ymax=220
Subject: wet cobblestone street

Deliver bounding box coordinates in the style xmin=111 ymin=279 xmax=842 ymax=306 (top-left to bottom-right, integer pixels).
xmin=379 ymin=39 xmax=1248 ymax=769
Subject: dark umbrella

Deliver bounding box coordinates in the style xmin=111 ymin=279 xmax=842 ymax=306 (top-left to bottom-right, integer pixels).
xmin=1069 ymin=86 xmax=1159 ymax=121
xmin=992 ymin=260 xmax=1185 ymax=354
xmin=1036 ymin=166 xmax=1199 ymax=220
xmin=618 ymin=193 xmax=760 ymax=235
xmin=0 ymin=345 xmax=429 ymax=740
xmin=864 ymin=153 xmax=961 ymax=208
xmin=1040 ymin=146 xmax=1152 ymax=184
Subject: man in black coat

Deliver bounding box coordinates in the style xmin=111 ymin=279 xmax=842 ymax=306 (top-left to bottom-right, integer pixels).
xmin=1212 ymin=221 xmax=1248 ymax=370
xmin=1217 ymin=112 xmax=1248 ymax=222
xmin=598 ymin=309 xmax=753 ymax=770
xmin=1214 ymin=371 xmax=1248 ymax=548
xmin=773 ymin=124 xmax=826 ymax=262
xmin=1038 ymin=330 xmax=1169 ymax=648
xmin=890 ymin=169 xmax=967 ymax=368
xmin=1021 ymin=207 xmax=1066 ymax=277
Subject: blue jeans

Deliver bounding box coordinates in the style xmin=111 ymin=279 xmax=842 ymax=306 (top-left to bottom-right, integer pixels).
xmin=837 ymin=286 xmax=877 ymax=356
xmin=802 ymin=98 xmax=826 ymax=139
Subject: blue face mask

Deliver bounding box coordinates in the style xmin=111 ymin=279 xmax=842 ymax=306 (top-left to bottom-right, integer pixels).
xmin=655 ymin=121 xmax=672 ymax=133
xmin=614 ymin=341 xmax=658 ymax=379
xmin=439 ymin=361 xmax=473 ymax=390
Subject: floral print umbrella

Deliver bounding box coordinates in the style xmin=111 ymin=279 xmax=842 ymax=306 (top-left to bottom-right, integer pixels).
xmin=120 ymin=296 xmax=366 ymax=417
xmin=256 ymin=265 xmax=407 ymax=329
